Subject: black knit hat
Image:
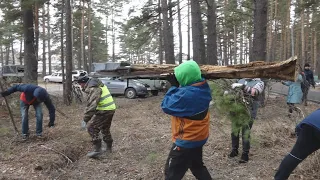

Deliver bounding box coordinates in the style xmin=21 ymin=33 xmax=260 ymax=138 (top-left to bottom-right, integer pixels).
xmin=304 ymin=63 xmax=311 ymax=67
xmin=77 ymin=76 xmax=90 ymax=83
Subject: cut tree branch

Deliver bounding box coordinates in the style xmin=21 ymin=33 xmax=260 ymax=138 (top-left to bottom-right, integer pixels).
xmin=0 ymin=79 xmax=19 ymax=134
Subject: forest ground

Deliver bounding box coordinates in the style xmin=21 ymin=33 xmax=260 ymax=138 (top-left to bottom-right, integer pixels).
xmin=0 ymin=90 xmax=319 ymax=180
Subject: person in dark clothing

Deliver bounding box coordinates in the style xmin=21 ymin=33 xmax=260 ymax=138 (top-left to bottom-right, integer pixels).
xmin=274 ymin=109 xmax=320 ymax=180
xmin=229 ymin=78 xmax=264 ymax=163
xmin=302 ymin=63 xmax=315 ymax=106
xmin=0 ymin=84 xmax=55 ymax=139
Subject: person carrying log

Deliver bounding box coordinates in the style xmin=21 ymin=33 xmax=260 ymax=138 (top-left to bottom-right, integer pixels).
xmin=78 ymin=76 xmax=116 ymax=158
xmin=228 ymin=78 xmax=265 ymax=163
xmin=161 ymin=60 xmax=212 ymax=180
xmin=281 ymin=73 xmax=303 ymax=118
xmin=274 ymin=109 xmax=320 ymax=179
xmin=0 ymin=84 xmax=55 ymax=140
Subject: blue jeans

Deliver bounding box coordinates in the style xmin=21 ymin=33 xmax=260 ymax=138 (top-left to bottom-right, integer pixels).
xmin=20 ymin=101 xmax=43 ymax=136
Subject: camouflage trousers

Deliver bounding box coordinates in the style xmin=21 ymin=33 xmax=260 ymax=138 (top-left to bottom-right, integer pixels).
xmin=87 ymin=110 xmax=115 ymax=144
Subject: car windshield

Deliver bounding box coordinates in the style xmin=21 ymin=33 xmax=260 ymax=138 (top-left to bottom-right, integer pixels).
xmin=72 ymin=71 xmax=77 ymax=74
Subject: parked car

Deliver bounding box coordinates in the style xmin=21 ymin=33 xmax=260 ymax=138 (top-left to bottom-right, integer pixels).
xmin=99 ymin=77 xmax=148 ymax=99
xmin=43 ymin=70 xmax=88 ymax=83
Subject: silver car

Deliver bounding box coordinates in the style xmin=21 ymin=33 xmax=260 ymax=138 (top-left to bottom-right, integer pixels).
xmin=99 ymin=77 xmax=148 ymax=99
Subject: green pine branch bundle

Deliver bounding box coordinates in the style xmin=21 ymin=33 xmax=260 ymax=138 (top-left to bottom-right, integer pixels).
xmin=210 ymin=80 xmax=253 ymax=138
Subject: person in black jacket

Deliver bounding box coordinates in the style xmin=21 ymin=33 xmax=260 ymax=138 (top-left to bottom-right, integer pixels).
xmin=1 ymin=84 xmax=55 ymax=140
xmin=302 ymin=63 xmax=315 ymax=106
xmin=274 ymin=109 xmax=320 ymax=179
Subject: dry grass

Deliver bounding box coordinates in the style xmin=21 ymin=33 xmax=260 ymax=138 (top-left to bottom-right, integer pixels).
xmin=0 ymin=92 xmax=319 ymax=179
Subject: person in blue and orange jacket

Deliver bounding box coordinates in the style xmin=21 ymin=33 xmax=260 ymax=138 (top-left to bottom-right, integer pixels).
xmin=1 ymin=84 xmax=55 ymax=140
xmin=274 ymin=109 xmax=320 ymax=179
xmin=161 ymin=60 xmax=212 ymax=180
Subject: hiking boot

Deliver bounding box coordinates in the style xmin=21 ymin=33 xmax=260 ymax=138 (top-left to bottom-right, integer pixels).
xmin=229 ymin=149 xmax=238 ymax=158
xmin=22 ymin=134 xmax=29 ymax=141
xmin=36 ymin=134 xmax=43 ymax=139
xmin=87 ymin=140 xmax=102 ymax=158
xmin=106 ymin=141 xmax=113 ymax=153
xmin=239 ymin=153 xmax=249 ymax=163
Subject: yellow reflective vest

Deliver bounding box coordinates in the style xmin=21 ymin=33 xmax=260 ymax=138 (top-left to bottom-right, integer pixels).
xmin=96 ymin=85 xmax=116 ymax=110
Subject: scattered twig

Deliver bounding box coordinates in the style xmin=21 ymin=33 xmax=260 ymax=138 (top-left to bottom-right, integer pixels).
xmin=40 ymin=145 xmax=73 ymax=165
xmin=56 ymin=108 xmax=70 ymax=119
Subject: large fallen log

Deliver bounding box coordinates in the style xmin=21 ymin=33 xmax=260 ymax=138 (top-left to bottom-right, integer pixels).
xmin=97 ymin=56 xmax=298 ymax=81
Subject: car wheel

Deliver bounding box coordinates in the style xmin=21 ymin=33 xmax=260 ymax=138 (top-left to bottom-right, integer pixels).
xmin=125 ymin=88 xmax=137 ymax=99
xmin=151 ymin=90 xmax=159 ymax=96
xmin=45 ymin=78 xmax=50 ymax=83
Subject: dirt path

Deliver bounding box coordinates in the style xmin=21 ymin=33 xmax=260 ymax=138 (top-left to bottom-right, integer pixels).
xmin=0 ymin=94 xmax=319 ymax=179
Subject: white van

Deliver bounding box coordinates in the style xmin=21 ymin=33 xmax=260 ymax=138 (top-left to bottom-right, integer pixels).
xmin=43 ymin=70 xmax=87 ymax=83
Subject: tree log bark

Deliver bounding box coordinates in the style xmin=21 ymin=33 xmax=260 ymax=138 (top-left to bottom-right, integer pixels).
xmin=98 ymin=57 xmax=298 ymax=81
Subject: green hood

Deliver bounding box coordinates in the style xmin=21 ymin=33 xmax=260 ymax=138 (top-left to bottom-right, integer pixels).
xmin=174 ymin=60 xmax=202 ymax=86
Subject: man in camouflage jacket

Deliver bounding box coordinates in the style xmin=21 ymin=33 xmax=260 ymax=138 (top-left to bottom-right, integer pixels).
xmin=78 ymin=77 xmax=116 ymax=158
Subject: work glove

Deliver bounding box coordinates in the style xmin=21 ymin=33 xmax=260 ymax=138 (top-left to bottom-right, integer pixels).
xmin=81 ymin=120 xmax=87 ymax=130
xmin=48 ymin=121 xmax=54 ymax=128
xmin=231 ymin=83 xmax=244 ymax=89
xmin=166 ymin=74 xmax=180 ymax=87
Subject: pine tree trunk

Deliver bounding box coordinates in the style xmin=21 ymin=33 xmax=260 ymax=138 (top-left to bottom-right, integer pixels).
xmin=158 ymin=0 xmax=163 ymax=64
xmin=177 ymin=0 xmax=182 ymax=64
xmin=169 ymin=0 xmax=175 ymax=64
xmin=304 ymin=10 xmax=310 ymax=64
xmin=187 ymin=0 xmax=190 ymax=60
xmin=105 ymin=14 xmax=108 ymax=61
xmin=223 ymin=32 xmax=228 ymax=65
xmin=111 ymin=8 xmax=115 ymax=62
xmin=249 ymin=33 xmax=253 ymax=62
xmin=19 ymin=34 xmax=23 ymax=65
xmin=34 ymin=3 xmax=39 ymax=61
xmin=233 ymin=25 xmax=237 ymax=64
xmin=5 ymin=46 xmax=9 ymax=65
xmin=161 ymin=0 xmax=175 ymax=64
xmin=313 ymin=31 xmax=317 ymax=73
xmin=252 ymin=0 xmax=268 ymax=62
xmin=47 ymin=2 xmax=52 ymax=74
xmin=61 ymin=0 xmax=66 ymax=99
xmin=23 ymin=1 xmax=37 ymax=84
xmin=88 ymin=1 xmax=92 ymax=71
xmin=240 ymin=22 xmax=243 ymax=64
xmin=70 ymin=0 xmax=74 ymax=70
xmin=295 ymin=24 xmax=300 ymax=60
xmin=42 ymin=6 xmax=46 ymax=77
xmin=0 ymin=46 xmax=3 ymax=66
xmin=11 ymin=41 xmax=15 ymax=65
xmin=81 ymin=0 xmax=85 ymax=70
xmin=65 ymin=0 xmax=73 ymax=105
xmin=272 ymin=0 xmax=278 ymax=61
xmin=207 ymin=0 xmax=217 ymax=65
xmin=286 ymin=0 xmax=291 ymax=59
xmin=300 ymin=0 xmax=305 ymax=66
xmin=228 ymin=38 xmax=232 ymax=64
xmin=266 ymin=0 xmax=273 ymax=62
xmin=191 ymin=0 xmax=206 ymax=64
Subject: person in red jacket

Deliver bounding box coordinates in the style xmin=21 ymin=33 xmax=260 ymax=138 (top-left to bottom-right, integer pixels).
xmin=1 ymin=84 xmax=55 ymax=140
